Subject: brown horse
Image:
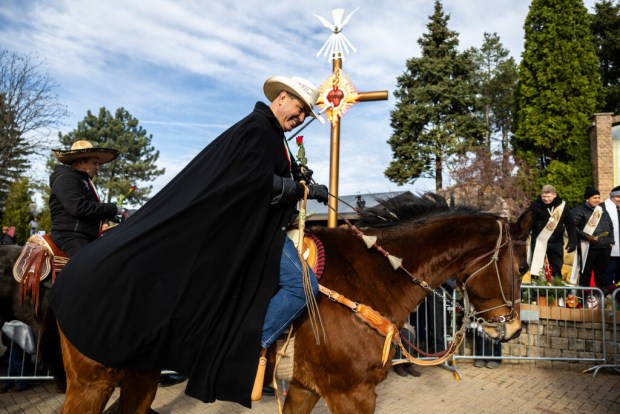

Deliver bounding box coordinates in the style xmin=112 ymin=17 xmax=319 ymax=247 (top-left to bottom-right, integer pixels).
xmin=56 ymin=193 xmax=532 ymax=413
xmin=282 ymin=194 xmax=531 ymax=413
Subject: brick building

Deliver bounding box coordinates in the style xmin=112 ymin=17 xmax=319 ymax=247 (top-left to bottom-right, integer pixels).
xmin=590 ymin=112 xmax=620 ymax=195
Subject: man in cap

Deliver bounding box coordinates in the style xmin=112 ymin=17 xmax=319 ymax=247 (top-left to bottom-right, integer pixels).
xmin=48 ymin=75 xmax=328 ymax=410
xmin=604 ymin=185 xmax=620 ymax=285
xmin=528 ymin=184 xmax=578 ymax=280
xmin=571 ymin=186 xmax=614 ymax=287
xmin=49 ymin=140 xmax=123 ymax=257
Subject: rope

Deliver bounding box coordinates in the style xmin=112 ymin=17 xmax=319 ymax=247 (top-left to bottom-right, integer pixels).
xmin=298 ymin=181 xmax=326 ymax=345
xmin=273 ymin=326 xmax=294 ymax=414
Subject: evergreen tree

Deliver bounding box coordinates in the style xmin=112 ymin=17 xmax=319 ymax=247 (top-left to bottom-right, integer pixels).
xmin=2 ymin=177 xmax=34 ymax=245
xmin=592 ymin=0 xmax=620 ymax=113
xmin=514 ymin=0 xmax=603 ymax=204
xmin=386 ymin=0 xmax=484 ymax=190
xmin=57 ymin=107 xmax=165 ymax=205
xmin=471 ymin=33 xmax=518 ymax=159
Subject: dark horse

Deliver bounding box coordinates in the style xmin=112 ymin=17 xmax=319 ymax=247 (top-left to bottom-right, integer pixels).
xmin=0 ymin=244 xmax=66 ymax=391
xmin=10 ymin=193 xmax=533 ymax=413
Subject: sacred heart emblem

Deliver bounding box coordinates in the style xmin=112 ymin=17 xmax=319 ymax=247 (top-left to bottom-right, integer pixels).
xmin=327 ymin=87 xmax=345 ymax=108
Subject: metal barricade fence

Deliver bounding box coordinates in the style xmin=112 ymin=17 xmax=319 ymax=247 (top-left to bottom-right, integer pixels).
xmin=585 ymin=287 xmax=620 ymax=376
xmin=0 ymin=327 xmax=53 ymax=382
xmin=457 ymin=286 xmax=607 ymax=366
xmin=2 ymin=286 xmax=618 ymax=382
xmin=394 ymin=285 xmax=617 ymax=372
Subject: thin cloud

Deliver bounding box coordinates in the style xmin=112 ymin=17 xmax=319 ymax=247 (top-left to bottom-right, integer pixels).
xmin=0 ymin=0 xmax=599 ymax=198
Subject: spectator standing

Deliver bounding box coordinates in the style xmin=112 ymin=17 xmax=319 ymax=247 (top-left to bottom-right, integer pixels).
xmin=473 ymin=332 xmax=502 ymax=369
xmin=571 ymin=187 xmax=614 ymax=288
xmin=29 ymin=217 xmax=38 ymax=236
xmin=604 ymin=185 xmax=620 ymax=285
xmin=0 ymin=321 xmax=38 ymax=393
xmin=528 ymin=185 xmax=578 ymax=280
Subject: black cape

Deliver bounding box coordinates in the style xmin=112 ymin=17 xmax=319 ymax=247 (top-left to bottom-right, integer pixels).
xmin=48 ymin=102 xmax=295 ymax=407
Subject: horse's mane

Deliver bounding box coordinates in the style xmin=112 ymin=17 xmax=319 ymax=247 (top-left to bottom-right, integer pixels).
xmin=356 ymin=192 xmax=499 ymax=228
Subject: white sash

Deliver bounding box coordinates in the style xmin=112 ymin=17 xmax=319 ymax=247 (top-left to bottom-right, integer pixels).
xmin=604 ymin=198 xmax=619 ymax=257
xmin=529 ymin=201 xmax=565 ymax=278
xmin=568 ymin=206 xmax=602 ymax=285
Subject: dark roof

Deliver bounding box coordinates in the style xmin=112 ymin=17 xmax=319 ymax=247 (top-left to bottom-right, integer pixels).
xmin=305 ymin=191 xmax=410 ymax=222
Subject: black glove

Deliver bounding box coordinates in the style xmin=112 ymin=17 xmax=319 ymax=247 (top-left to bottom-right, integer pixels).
xmin=566 ymin=243 xmax=577 ymax=253
xmin=307 ymin=184 xmax=329 ymax=204
xmin=302 ymin=167 xmax=313 ymax=178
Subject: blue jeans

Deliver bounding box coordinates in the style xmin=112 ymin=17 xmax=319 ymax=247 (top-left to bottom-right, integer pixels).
xmin=261 ymin=237 xmax=318 ymax=348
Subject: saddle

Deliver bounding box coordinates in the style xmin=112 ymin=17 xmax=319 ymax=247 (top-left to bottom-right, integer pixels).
xmin=12 ymin=234 xmax=68 ymax=315
xmin=286 ymin=230 xmax=325 ymax=279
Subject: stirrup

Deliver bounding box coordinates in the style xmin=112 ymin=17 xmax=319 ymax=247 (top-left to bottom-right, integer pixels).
xmin=251 ymin=349 xmax=267 ymax=402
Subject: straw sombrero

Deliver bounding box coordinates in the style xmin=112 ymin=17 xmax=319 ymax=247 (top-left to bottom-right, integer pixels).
xmin=52 ymin=140 xmax=119 ymax=165
xmin=263 ymin=76 xmax=325 ymax=124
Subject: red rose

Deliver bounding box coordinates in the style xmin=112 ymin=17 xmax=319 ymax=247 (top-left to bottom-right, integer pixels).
xmin=296 ymin=136 xmax=304 ymax=145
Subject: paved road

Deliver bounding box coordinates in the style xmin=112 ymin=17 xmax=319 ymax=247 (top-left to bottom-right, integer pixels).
xmin=1 ymin=362 xmax=619 ymax=413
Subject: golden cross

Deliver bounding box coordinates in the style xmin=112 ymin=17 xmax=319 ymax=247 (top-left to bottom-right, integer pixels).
xmin=317 ymin=55 xmax=388 ymax=227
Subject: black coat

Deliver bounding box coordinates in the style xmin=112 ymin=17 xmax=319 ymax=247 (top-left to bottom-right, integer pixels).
xmin=529 ymin=195 xmax=578 ymax=246
xmin=49 ymin=164 xmax=118 ymax=239
xmin=48 ymin=102 xmax=297 ymax=407
xmin=572 ymin=202 xmax=615 ymax=248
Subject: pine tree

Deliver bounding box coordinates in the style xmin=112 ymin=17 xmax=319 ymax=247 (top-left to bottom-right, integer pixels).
xmin=386 ymin=0 xmax=483 ymax=190
xmin=471 ymin=33 xmax=518 ymax=158
xmin=514 ymin=0 xmax=603 ymax=204
xmin=57 ymin=107 xmax=165 ymax=205
xmin=591 ymin=0 xmax=620 ymax=113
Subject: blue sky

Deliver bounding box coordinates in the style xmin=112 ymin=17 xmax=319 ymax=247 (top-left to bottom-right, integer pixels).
xmin=0 ymin=0 xmax=597 ymax=200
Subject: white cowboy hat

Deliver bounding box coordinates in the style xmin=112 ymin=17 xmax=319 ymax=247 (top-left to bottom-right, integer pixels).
xmin=52 ymin=140 xmax=120 ymax=165
xmin=263 ymin=76 xmax=325 ymax=124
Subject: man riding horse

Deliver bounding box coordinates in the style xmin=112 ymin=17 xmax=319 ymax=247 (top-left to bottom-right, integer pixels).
xmin=48 ymin=75 xmax=328 ymax=412
xmin=49 ymin=140 xmax=124 ymax=257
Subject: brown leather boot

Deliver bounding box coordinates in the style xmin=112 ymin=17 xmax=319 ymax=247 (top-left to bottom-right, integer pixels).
xmin=251 ymin=348 xmax=267 ymax=402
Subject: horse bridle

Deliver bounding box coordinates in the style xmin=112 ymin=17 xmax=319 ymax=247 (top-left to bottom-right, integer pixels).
xmin=460 ymin=220 xmax=524 ymax=335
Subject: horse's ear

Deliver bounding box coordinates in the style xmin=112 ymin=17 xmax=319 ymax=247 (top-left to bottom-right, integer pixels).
xmin=512 ymin=210 xmax=533 ymax=240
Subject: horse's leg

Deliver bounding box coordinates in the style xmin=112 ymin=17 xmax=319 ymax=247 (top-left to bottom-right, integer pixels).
xmin=58 ymin=325 xmax=120 ymax=414
xmin=322 ymin=383 xmax=377 ymax=414
xmin=282 ymin=382 xmax=320 ymax=414
xmin=115 ymin=368 xmax=160 ymax=414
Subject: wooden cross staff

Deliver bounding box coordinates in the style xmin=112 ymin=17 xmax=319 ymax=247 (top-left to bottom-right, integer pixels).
xmin=317 ymin=55 xmax=388 ymax=227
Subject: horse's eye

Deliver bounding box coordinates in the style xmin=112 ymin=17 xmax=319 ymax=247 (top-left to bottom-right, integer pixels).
xmin=518 ymin=265 xmax=529 ymax=277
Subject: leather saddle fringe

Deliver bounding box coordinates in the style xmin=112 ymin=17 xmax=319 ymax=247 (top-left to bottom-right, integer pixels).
xmin=12 ymin=234 xmax=68 ymax=316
